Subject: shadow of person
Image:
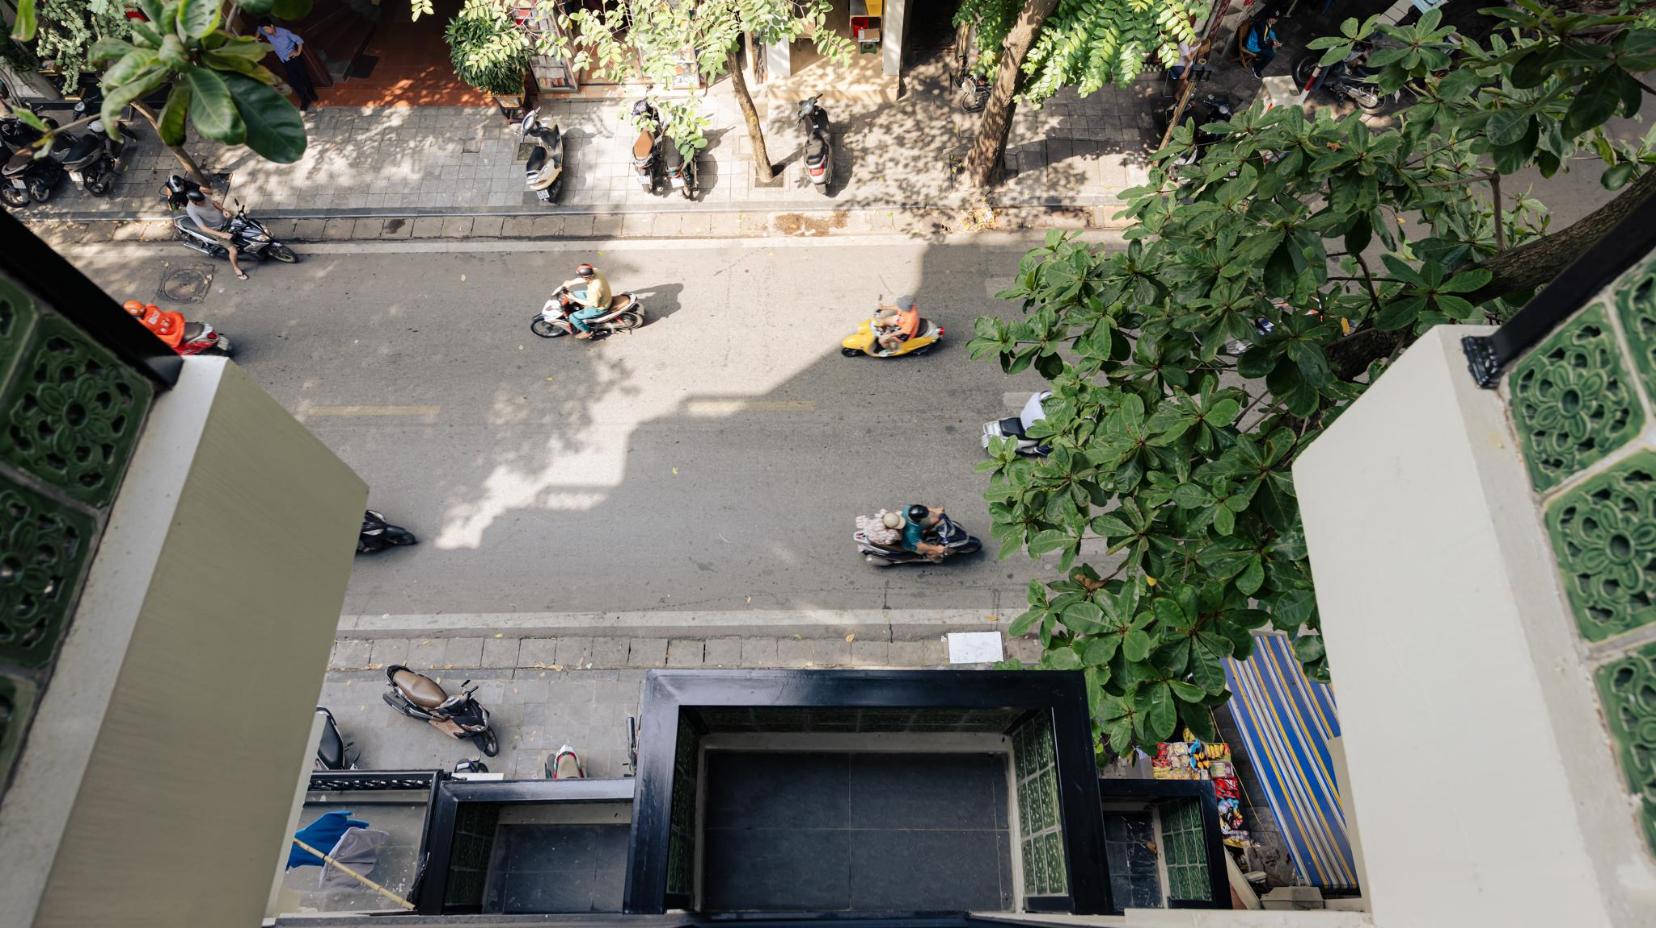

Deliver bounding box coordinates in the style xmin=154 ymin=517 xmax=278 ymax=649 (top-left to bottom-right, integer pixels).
xmin=632 ymin=282 xmax=686 ymax=323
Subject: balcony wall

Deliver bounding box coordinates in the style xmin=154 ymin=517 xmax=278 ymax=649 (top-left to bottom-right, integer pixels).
xmin=0 ymin=262 xmax=365 ymax=926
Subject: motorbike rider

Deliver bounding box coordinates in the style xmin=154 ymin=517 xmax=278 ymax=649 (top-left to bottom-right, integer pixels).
xmin=873 ymin=295 xmax=921 ymax=353
xmin=167 ymin=177 xmax=248 ymax=280
xmin=555 ymin=263 xmax=612 ymax=339
xmin=901 ymin=504 xmax=949 ymax=560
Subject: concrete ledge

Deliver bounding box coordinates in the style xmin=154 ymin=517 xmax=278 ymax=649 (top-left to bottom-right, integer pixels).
xmin=336 ymin=608 xmax=1010 ymax=642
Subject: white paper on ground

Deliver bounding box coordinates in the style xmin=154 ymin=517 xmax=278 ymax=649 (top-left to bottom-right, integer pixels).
xmin=947 ymin=631 xmax=1004 ymax=664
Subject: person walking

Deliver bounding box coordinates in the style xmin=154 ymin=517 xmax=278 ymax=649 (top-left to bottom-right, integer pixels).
xmin=259 ymin=18 xmax=318 ymax=111
xmin=1244 ymin=12 xmax=1282 ymax=78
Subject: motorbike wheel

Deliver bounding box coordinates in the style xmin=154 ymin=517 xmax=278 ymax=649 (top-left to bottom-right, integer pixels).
xmin=85 ymin=170 xmax=114 ymax=196
xmin=385 ymin=527 xmax=418 ymax=547
xmin=530 ymin=318 xmax=567 ymax=338
xmin=840 ymin=347 xmax=862 ymax=358
xmin=382 ymin=689 xmax=424 ymax=719
xmin=267 ymin=244 xmax=300 ymax=263
xmin=1 ymin=187 xmax=27 ymax=208
xmin=1350 ymin=86 xmax=1382 ymax=110
xmin=27 ymin=177 xmax=53 ymax=203
xmin=959 ymin=538 xmax=984 ymax=556
xmin=206 ymin=338 xmax=234 ymax=357
xmin=680 ymin=179 xmax=696 ymax=201
xmin=473 ymin=728 xmax=500 ymax=757
xmin=1292 ymin=56 xmax=1316 ymax=87
xmin=908 ymin=343 xmax=935 ymax=357
xmin=616 ymin=311 xmax=645 ymax=331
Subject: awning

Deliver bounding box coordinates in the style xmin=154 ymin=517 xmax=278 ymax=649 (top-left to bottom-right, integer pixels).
xmin=1223 ymin=632 xmax=1359 ymax=890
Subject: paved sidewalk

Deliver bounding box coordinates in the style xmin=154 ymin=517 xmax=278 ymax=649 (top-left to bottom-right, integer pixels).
xmin=321 ymin=630 xmax=1042 ymax=780
xmin=18 ymin=52 xmax=1161 ymax=233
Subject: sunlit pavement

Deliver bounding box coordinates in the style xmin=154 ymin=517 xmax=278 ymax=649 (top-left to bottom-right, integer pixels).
xmin=68 ymin=233 xmax=1067 ymax=621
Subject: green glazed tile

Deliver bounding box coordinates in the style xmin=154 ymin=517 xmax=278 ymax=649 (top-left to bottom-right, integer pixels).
xmin=0 ymin=276 xmax=40 ymax=394
xmin=0 ymin=476 xmax=98 ymax=667
xmin=1613 ymin=255 xmax=1656 ymax=405
xmin=1509 ymin=305 xmax=1643 ymax=492
xmin=0 ymin=312 xmax=154 ymax=507
xmin=1596 ymin=642 xmax=1656 ymax=857
xmin=1545 ymin=451 xmax=1656 ymax=641
xmin=0 ymin=674 xmax=37 ymax=786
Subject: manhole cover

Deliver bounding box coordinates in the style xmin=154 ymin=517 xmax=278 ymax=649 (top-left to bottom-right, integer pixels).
xmin=159 ymin=266 xmax=213 ymax=304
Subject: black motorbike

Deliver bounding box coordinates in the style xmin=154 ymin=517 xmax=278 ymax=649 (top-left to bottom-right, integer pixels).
xmin=162 ymin=175 xmax=300 ymax=264
xmin=58 ymin=89 xmax=138 ymax=196
xmin=854 ymin=513 xmax=983 ymax=567
xmin=1292 ymin=52 xmax=1385 ymax=110
xmin=960 ymin=73 xmax=991 ymax=113
xmin=630 ymin=99 xmax=662 ymax=194
xmin=381 ymin=665 xmax=499 ymax=756
xmin=798 ymin=95 xmax=834 ymax=194
xmin=358 ymin=509 xmax=417 ymax=554
xmin=0 ymin=107 xmax=65 ymax=207
xmin=661 ymin=137 xmax=698 ymax=200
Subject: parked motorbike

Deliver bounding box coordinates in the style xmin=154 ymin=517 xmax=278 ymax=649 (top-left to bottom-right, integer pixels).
xmin=381 ymin=665 xmax=499 ymax=756
xmin=530 ymin=285 xmax=646 ymax=340
xmin=661 ymin=137 xmax=698 ymax=200
xmin=0 ymin=106 xmax=65 ymax=207
xmin=798 ymin=95 xmax=833 ymax=193
xmin=163 ymin=176 xmax=300 ymax=264
xmin=520 ymin=107 xmax=565 ymax=204
xmin=58 ymin=89 xmax=138 ymax=196
xmin=1292 ymin=51 xmax=1385 ymax=110
xmin=840 ymin=302 xmax=943 ymax=358
xmin=630 ymin=99 xmax=662 ymax=194
xmin=982 ymin=390 xmax=1053 ymax=457
xmin=545 ymin=744 xmax=586 ymax=779
xmin=960 ymin=73 xmax=991 ymax=113
xmin=358 ymin=509 xmax=417 ymax=554
xmin=314 ymin=707 xmax=360 ymax=770
xmin=855 ymin=510 xmax=983 ymax=567
xmin=1155 ymin=91 xmax=1235 ymax=166
xmin=122 ymin=299 xmax=234 ymax=356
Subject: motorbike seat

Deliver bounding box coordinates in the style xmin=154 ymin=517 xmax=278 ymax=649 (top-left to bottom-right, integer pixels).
xmin=805 ymin=136 xmax=828 ymax=161
xmin=998 ymin=416 xmax=1028 ymax=439
xmin=3 ymin=153 xmax=33 ymax=177
xmin=632 ymin=131 xmax=654 ymax=159
xmin=61 ymin=135 xmax=100 ymax=164
xmin=526 ymin=147 xmax=547 ymax=173
xmin=182 ymin=321 xmax=206 ymax=342
xmin=608 ymin=294 xmax=631 ymax=311
xmin=392 ymin=668 xmax=450 ymax=708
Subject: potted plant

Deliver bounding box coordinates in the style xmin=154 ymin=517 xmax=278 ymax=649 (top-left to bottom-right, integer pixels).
xmin=445 ymin=0 xmax=533 ymax=112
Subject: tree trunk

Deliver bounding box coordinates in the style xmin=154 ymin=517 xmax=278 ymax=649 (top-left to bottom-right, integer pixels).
xmin=1467 ymin=166 xmax=1656 ymax=304
xmin=728 ymin=53 xmax=776 ymax=184
xmin=961 ymin=0 xmax=1059 ymax=189
xmin=134 ymin=103 xmax=210 ymax=186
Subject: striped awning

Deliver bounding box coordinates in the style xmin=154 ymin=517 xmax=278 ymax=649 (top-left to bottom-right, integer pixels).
xmin=1223 ymin=632 xmax=1359 ymax=890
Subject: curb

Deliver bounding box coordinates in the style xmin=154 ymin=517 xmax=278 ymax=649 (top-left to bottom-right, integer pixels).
xmin=25 ymin=203 xmax=1133 ymax=247
xmin=335 ymin=608 xmax=1014 ymax=642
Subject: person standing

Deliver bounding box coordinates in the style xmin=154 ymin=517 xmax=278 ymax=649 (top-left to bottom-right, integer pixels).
xmin=259 ymin=18 xmax=318 ymax=111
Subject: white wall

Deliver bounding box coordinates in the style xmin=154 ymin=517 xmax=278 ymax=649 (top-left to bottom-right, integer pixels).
xmin=0 ymin=359 xmax=366 ymax=928
xmin=1293 ymin=328 xmax=1656 ymax=927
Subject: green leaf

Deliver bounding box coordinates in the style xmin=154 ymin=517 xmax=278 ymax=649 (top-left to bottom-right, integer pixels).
xmin=1565 ymin=73 xmax=1623 ymax=136
xmin=1083 ymin=635 xmax=1120 ymax=666
xmin=106 ymin=49 xmax=163 ymax=86
xmin=185 ymin=66 xmax=245 ymax=144
xmin=204 ymin=50 xmax=278 ymax=84
xmin=89 ymin=37 xmax=135 ymax=65
xmin=223 ymin=72 xmax=307 ymax=162
xmin=1142 ymin=684 xmax=1177 ymax=741
xmin=175 ymin=0 xmax=220 ymax=39
xmin=211 ymin=35 xmax=277 ymax=63
xmin=1486 ymin=110 xmax=1531 ymax=147
xmin=1602 ymin=162 xmax=1636 ymax=190
xmin=157 ymin=82 xmax=191 ymax=145
xmin=1179 ymin=703 xmax=1218 ymax=742
xmin=1169 ymin=679 xmax=1206 ymax=703
xmin=1235 ymin=557 xmax=1265 ymax=596
xmin=100 ymin=66 xmax=169 ymax=133
xmin=1509 ymin=46 xmax=1558 ymax=89
xmin=272 ymin=0 xmax=314 ymax=19
xmin=1202 ymin=398 xmax=1241 ymax=428
xmin=239 ymin=0 xmax=275 ymax=13
xmin=1264 ymin=242 xmax=1299 ymax=295
xmin=1294 ymin=634 xmax=1326 ymax=663
xmin=1123 ymin=628 xmax=1153 ymax=663
xmin=1273 ymin=590 xmax=1318 ymax=631
xmin=1046 ymin=646 xmax=1083 ymax=670
xmin=10 ymin=0 xmax=35 ymax=41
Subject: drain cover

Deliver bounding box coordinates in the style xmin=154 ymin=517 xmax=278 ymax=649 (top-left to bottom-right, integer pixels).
xmin=159 ymin=266 xmax=213 ymax=304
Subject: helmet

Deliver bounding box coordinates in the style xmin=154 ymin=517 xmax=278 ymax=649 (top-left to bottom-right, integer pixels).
xmin=632 ymin=99 xmax=651 ymax=116
xmin=185 ymin=189 xmax=205 ymax=203
xmin=122 ymin=299 xmax=144 ymax=316
xmin=906 ymin=504 xmax=929 ymax=524
xmin=576 ymin=263 xmax=595 ymax=279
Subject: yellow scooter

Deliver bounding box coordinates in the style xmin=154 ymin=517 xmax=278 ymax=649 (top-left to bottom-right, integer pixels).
xmin=839 ymin=304 xmax=944 ymax=358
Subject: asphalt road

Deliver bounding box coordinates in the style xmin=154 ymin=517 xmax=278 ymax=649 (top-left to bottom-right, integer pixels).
xmin=69 ymin=234 xmax=1060 ymax=617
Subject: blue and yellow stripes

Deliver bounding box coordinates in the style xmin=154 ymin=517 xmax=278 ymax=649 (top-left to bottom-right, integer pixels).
xmin=1223 ymin=632 xmax=1359 ymax=891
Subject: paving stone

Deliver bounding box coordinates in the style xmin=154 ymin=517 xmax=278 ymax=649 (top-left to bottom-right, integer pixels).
xmin=330 ymin=639 xmax=373 ymax=670
xmin=507 ymin=672 xmax=551 ymax=704
xmin=555 ymin=636 xmax=595 ymax=668
xmin=481 ymin=636 xmax=520 ymax=668
xmin=590 ymin=637 xmax=630 ymax=668
xmin=378 ymin=217 xmax=414 ymax=239
xmin=519 ymin=637 xmax=559 ymax=668
xmin=407 ymin=637 xmax=446 ymax=669
xmin=410 ymin=217 xmax=446 ymax=239
xmin=666 ymin=639 xmax=705 ymax=667
xmin=627 ymin=638 xmax=668 ymax=667
xmin=557 ymin=214 xmax=596 ymax=238
xmin=367 ymin=638 xmax=409 ymax=669
xmin=442 ymin=216 xmax=474 ymax=238
xmin=740 ymin=636 xmax=779 ymax=667
xmin=471 ymin=215 xmax=505 ymax=238
xmin=590 ymin=214 xmax=623 ymax=239
xmin=703 ymin=637 xmax=743 ymax=667
xmin=321 ymin=218 xmax=355 ymax=241
xmin=850 ymin=639 xmax=891 ymax=668
xmin=502 ymin=216 xmax=536 ymax=238
xmin=808 ymin=639 xmax=853 ymax=667
xmin=293 ymin=218 xmax=327 ymax=241
xmin=775 ymin=638 xmax=814 ymax=668
xmin=442 ymin=636 xmax=485 ymax=669
xmin=1006 ymin=637 xmax=1044 ymax=665
xmin=888 ymin=638 xmax=948 ymax=667
xmin=262 ymin=219 xmax=298 ymax=240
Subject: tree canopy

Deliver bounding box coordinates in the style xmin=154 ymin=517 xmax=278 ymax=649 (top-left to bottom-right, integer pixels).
xmin=954 ymin=0 xmax=1198 ymax=102
xmin=970 ymin=3 xmax=1656 ymax=758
